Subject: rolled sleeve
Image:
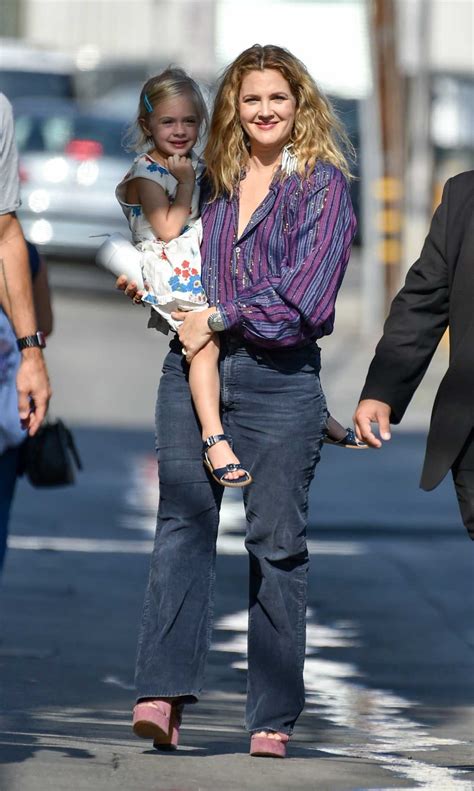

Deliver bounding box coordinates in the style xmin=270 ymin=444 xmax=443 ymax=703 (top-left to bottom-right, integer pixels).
xmin=0 ymin=93 xmax=21 ymax=216
xmin=219 ymin=300 xmax=240 ymax=331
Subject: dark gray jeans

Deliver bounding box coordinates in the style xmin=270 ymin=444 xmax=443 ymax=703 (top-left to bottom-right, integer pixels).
xmin=135 ymin=335 xmax=327 ymax=734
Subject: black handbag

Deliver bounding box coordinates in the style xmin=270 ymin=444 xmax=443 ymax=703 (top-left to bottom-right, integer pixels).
xmin=20 ymin=419 xmax=82 ymax=487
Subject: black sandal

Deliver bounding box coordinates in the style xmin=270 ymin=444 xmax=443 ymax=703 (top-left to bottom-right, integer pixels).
xmin=202 ymin=434 xmax=252 ymax=488
xmin=323 ymin=427 xmax=368 ymax=449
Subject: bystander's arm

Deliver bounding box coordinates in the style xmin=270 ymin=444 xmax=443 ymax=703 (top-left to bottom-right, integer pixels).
xmin=0 ymin=212 xmax=51 ymax=434
xmin=0 ymin=212 xmax=37 ymax=332
xmin=0 ymin=91 xmax=51 ymax=434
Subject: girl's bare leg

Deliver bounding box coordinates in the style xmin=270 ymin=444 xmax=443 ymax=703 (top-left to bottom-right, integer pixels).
xmin=325 ymin=414 xmax=349 ymax=442
xmin=189 ymin=336 xmax=246 ymax=481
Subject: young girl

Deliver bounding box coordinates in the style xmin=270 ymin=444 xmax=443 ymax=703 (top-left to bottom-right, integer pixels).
xmin=116 ymin=69 xmax=252 ymax=486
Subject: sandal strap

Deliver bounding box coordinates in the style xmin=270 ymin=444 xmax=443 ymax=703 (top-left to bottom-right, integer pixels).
xmin=208 ymin=459 xmax=251 ymax=483
xmin=212 ymin=463 xmax=244 ymax=477
xmin=203 ymin=433 xmax=233 ymax=450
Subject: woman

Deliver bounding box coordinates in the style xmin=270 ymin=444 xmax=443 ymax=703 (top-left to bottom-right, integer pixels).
xmin=120 ymin=44 xmax=356 ymax=758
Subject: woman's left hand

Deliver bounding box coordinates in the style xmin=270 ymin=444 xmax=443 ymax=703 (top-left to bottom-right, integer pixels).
xmin=172 ymin=307 xmax=215 ymax=362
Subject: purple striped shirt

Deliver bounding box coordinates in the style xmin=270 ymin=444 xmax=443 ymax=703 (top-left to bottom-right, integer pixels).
xmin=200 ymin=162 xmax=356 ymax=348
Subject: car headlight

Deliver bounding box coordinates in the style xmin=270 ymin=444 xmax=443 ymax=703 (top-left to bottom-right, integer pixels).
xmin=28 ymin=189 xmax=50 ymax=213
xmin=30 ymin=219 xmax=53 ymax=244
xmin=43 ymin=157 xmax=69 ymax=183
xmin=77 ymin=160 xmax=99 ymax=186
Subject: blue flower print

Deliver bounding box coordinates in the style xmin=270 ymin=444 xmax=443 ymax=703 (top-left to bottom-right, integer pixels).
xmin=189 ymin=275 xmax=205 ymax=296
xmin=142 ymin=293 xmax=160 ymax=306
xmin=168 ymin=274 xmax=185 ymax=292
xmin=168 ymin=274 xmax=204 ymax=295
xmin=131 ymin=206 xmax=141 ymax=217
xmin=146 ymin=162 xmax=168 ymax=175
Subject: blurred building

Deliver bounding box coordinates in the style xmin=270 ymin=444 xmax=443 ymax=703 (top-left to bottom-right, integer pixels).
xmin=1 ymin=0 xmax=217 ymax=86
xmin=398 ymin=0 xmax=474 ymax=183
xmin=1 ymin=0 xmax=472 ymax=330
xmin=396 ymin=0 xmax=473 ymax=281
xmin=3 ymin=0 xmax=470 ymax=170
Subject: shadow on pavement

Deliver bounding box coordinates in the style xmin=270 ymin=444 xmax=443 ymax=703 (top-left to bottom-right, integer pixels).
xmin=0 ymin=426 xmax=472 ymax=790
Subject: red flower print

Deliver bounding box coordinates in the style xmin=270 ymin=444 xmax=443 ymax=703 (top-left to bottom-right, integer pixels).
xmin=181 ymin=260 xmax=190 ymax=270
xmin=191 ymin=268 xmax=198 ymax=275
xmin=182 ymin=270 xmax=190 ymax=280
xmin=174 ymin=267 xmax=182 ymax=275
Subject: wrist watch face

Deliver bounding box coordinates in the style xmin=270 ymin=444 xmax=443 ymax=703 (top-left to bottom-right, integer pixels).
xmin=209 ymin=311 xmax=225 ymax=332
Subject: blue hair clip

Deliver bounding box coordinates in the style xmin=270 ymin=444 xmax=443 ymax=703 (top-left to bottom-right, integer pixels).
xmin=143 ymin=93 xmax=153 ymax=113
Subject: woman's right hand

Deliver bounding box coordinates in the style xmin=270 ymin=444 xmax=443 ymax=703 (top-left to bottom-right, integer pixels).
xmin=116 ymin=274 xmax=145 ymax=304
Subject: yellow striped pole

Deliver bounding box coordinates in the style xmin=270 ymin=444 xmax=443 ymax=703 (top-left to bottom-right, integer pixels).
xmin=373 ymin=177 xmax=404 ymax=311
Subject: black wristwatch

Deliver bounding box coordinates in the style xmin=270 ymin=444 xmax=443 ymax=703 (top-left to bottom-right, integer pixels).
xmin=207 ymin=309 xmax=225 ymax=332
xmin=16 ymin=331 xmax=46 ymax=351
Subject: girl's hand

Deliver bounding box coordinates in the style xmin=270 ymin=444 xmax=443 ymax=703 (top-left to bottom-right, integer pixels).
xmin=166 ymin=155 xmax=195 ymax=185
xmin=172 ymin=307 xmax=215 ymax=362
xmin=116 ymin=274 xmax=146 ymax=304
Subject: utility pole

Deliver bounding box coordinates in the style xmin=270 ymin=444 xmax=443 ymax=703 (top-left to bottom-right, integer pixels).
xmin=371 ymin=0 xmax=406 ymax=313
xmin=360 ymin=1 xmax=384 ymax=337
xmin=403 ymin=0 xmax=433 ymax=277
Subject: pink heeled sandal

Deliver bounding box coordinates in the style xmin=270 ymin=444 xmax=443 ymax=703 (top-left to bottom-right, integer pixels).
xmin=250 ymin=731 xmax=289 ymax=758
xmin=132 ymin=699 xmax=183 ymax=749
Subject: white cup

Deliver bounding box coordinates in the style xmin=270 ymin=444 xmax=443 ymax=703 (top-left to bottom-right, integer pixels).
xmin=95 ymin=233 xmax=144 ymax=290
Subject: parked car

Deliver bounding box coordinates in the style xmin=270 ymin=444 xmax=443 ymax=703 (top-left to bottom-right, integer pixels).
xmin=0 ymin=39 xmax=75 ymax=100
xmin=13 ymin=98 xmax=132 ymax=260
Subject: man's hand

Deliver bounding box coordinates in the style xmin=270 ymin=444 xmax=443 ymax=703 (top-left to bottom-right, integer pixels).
xmin=17 ymin=348 xmax=51 ymax=436
xmin=353 ymin=399 xmax=392 ymax=449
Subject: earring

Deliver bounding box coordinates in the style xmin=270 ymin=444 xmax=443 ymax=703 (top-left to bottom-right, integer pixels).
xmin=281 ymin=144 xmax=297 ymax=175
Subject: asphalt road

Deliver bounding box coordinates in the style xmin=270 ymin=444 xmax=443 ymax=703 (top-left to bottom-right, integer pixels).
xmin=0 ymin=270 xmax=472 ymax=791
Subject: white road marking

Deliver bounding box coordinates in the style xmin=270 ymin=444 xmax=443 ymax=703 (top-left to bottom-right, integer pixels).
xmin=9 ymin=451 xmax=470 ymax=787
xmin=10 ymin=468 xmax=363 ymax=556
xmin=213 ymin=609 xmax=470 ymax=790
xmin=8 ymin=536 xmax=153 ymax=553
xmin=8 ymin=533 xmax=363 ymax=557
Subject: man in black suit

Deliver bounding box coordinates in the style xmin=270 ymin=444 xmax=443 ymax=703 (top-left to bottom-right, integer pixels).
xmin=354 ymin=171 xmax=474 ymax=539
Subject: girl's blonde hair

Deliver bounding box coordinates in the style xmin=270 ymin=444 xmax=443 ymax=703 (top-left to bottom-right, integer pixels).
xmin=124 ymin=67 xmax=209 ymax=152
xmin=204 ymin=44 xmax=353 ymax=200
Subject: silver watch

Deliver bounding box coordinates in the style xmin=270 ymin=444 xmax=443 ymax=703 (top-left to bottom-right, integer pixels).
xmin=207 ymin=309 xmax=225 ymax=332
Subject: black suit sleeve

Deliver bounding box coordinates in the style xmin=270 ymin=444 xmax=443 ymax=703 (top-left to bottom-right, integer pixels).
xmin=360 ymin=179 xmax=450 ymax=423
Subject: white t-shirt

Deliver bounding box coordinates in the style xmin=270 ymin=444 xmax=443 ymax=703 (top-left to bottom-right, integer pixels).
xmin=0 ymin=93 xmax=20 ymax=215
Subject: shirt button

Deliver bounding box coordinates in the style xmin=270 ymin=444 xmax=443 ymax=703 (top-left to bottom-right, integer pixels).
xmin=235 ymin=246 xmax=241 ymax=253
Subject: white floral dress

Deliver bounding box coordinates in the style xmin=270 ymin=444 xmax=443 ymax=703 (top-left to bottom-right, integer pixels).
xmin=116 ymin=151 xmax=208 ymax=332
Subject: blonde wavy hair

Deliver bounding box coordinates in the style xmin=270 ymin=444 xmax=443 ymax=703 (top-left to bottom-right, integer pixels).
xmin=123 ymin=67 xmax=208 ymax=152
xmin=204 ymin=44 xmax=353 ymax=199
